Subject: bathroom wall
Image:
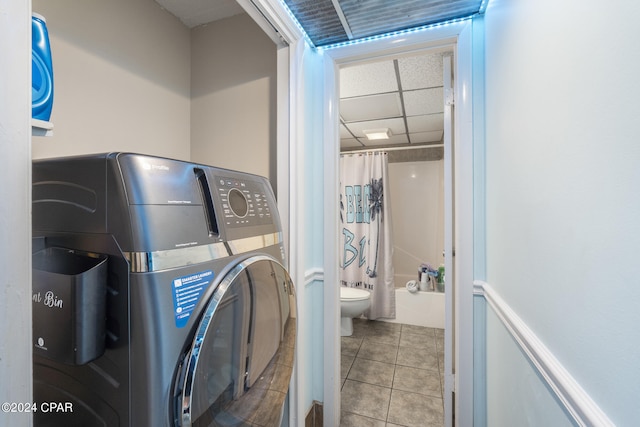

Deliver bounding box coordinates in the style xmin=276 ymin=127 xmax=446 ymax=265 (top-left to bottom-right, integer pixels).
xmin=388 ymin=159 xmax=444 ymax=284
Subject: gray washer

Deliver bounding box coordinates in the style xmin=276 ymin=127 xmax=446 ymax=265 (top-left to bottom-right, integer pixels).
xmin=32 ymin=153 xmax=296 ymax=426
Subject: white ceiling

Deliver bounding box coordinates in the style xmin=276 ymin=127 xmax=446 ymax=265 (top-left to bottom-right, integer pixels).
xmin=155 ymin=0 xmax=245 ymax=28
xmin=339 ymin=51 xmax=451 ymax=151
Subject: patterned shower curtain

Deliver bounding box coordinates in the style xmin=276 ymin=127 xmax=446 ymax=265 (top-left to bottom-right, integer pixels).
xmin=339 ymin=152 xmax=395 ymax=320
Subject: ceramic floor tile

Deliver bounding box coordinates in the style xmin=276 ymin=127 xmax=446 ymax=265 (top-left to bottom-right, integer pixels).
xmin=399 ymin=330 xmax=437 ymax=350
xmin=366 ymin=328 xmax=401 ymax=346
xmin=348 ymin=358 xmax=396 ymax=388
xmin=341 ymin=379 xmax=391 ymax=421
xmin=401 ymin=324 xmax=436 ymax=336
xmin=387 ymin=389 xmax=444 ymax=427
xmin=396 ymin=345 xmax=439 ymax=371
xmin=351 ymin=319 xmax=373 ymax=339
xmin=341 ymin=322 xmax=446 ymax=427
xmin=342 ymin=336 xmax=364 ymax=356
xmin=340 ymin=412 xmax=386 ymax=427
xmin=342 ymin=354 xmax=355 ymax=380
xmin=371 ymin=321 xmax=402 ymax=333
xmin=393 ymin=365 xmax=442 ymax=398
xmin=357 ymin=340 xmax=399 ymax=364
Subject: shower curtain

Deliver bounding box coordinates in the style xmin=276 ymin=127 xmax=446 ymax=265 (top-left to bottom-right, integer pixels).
xmin=339 ymin=152 xmax=395 ymax=320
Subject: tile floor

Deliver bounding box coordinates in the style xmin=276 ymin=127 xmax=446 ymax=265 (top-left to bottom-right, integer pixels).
xmin=340 ymin=319 xmax=445 ymax=427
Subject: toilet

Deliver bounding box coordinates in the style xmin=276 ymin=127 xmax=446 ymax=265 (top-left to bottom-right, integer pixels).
xmin=340 ymin=287 xmax=371 ymax=336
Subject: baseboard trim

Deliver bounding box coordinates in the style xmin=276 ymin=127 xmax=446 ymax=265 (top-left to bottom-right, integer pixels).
xmin=304 ymin=400 xmax=323 ymax=427
xmin=474 ymin=280 xmax=614 ymax=427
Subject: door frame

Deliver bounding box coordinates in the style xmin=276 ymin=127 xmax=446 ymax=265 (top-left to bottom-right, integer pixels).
xmin=321 ymin=22 xmax=475 ymax=426
xmin=245 ymin=2 xmax=476 ymax=425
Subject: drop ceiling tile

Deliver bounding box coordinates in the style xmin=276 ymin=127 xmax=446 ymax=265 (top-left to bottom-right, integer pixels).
xmin=410 ymin=130 xmax=443 ymax=143
xmin=398 ymin=52 xmax=447 ymax=90
xmin=340 ymin=61 xmax=398 ymax=98
xmin=404 ymin=88 xmax=444 ymax=116
xmin=340 ymin=93 xmax=402 ymax=123
xmin=406 ymin=114 xmax=444 ymax=133
xmin=345 ymin=117 xmax=406 ymax=138
xmin=340 ymin=124 xmax=354 ymax=138
xmin=362 ymin=134 xmax=409 ymax=146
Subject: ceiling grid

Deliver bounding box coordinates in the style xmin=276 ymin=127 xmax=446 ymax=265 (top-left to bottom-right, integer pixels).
xmin=339 ymin=50 xmax=451 ymax=153
xmin=393 ymin=59 xmax=411 ymax=145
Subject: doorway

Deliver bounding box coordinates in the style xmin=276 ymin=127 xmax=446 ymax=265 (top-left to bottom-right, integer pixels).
xmin=336 ymin=46 xmax=453 ymax=426
xmin=242 ymin=4 xmax=476 ymax=424
xmin=319 ymin=22 xmax=475 ymax=427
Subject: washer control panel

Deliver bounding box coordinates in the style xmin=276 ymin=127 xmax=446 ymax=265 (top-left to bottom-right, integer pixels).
xmin=215 ymin=175 xmax=273 ymax=228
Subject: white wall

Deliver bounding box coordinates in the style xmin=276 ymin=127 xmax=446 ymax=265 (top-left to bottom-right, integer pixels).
xmin=388 ymin=160 xmax=444 ymax=282
xmin=299 ymin=41 xmax=326 ymax=417
xmin=30 ymin=2 xmax=277 ymax=178
xmin=0 ymin=1 xmax=33 ymax=425
xmin=190 ymin=13 xmax=277 ymax=184
xmin=483 ymin=0 xmax=640 ymax=424
xmin=485 ymin=308 xmax=574 ymax=427
xmin=31 ymin=0 xmax=191 ymax=161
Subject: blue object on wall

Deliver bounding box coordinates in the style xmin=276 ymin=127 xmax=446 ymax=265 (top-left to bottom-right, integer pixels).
xmin=32 ymin=13 xmax=54 ymax=122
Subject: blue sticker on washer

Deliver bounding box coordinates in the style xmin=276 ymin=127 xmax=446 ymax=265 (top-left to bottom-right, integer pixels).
xmin=171 ymin=270 xmax=214 ymax=328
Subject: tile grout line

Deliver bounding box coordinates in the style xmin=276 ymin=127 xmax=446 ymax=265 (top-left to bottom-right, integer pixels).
xmin=341 ymin=320 xmax=445 ymax=426
xmin=387 ymin=357 xmax=399 ymax=424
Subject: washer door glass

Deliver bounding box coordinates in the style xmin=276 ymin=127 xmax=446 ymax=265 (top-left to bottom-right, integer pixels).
xmin=175 ymin=255 xmax=296 ymax=427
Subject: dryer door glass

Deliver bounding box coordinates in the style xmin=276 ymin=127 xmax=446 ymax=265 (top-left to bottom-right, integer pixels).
xmin=176 ymin=255 xmax=296 ymax=427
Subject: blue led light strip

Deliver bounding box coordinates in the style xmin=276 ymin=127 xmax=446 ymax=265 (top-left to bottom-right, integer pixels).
xmin=277 ymin=0 xmax=491 ymax=51
xmin=277 ymin=0 xmax=316 ymax=46
xmin=318 ymin=14 xmax=476 ymax=51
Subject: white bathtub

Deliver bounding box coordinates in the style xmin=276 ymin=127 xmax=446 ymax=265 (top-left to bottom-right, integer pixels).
xmin=380 ymin=274 xmax=445 ymax=329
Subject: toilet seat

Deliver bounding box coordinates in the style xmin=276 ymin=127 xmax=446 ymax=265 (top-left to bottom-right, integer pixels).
xmin=340 ymin=287 xmax=370 ymax=301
